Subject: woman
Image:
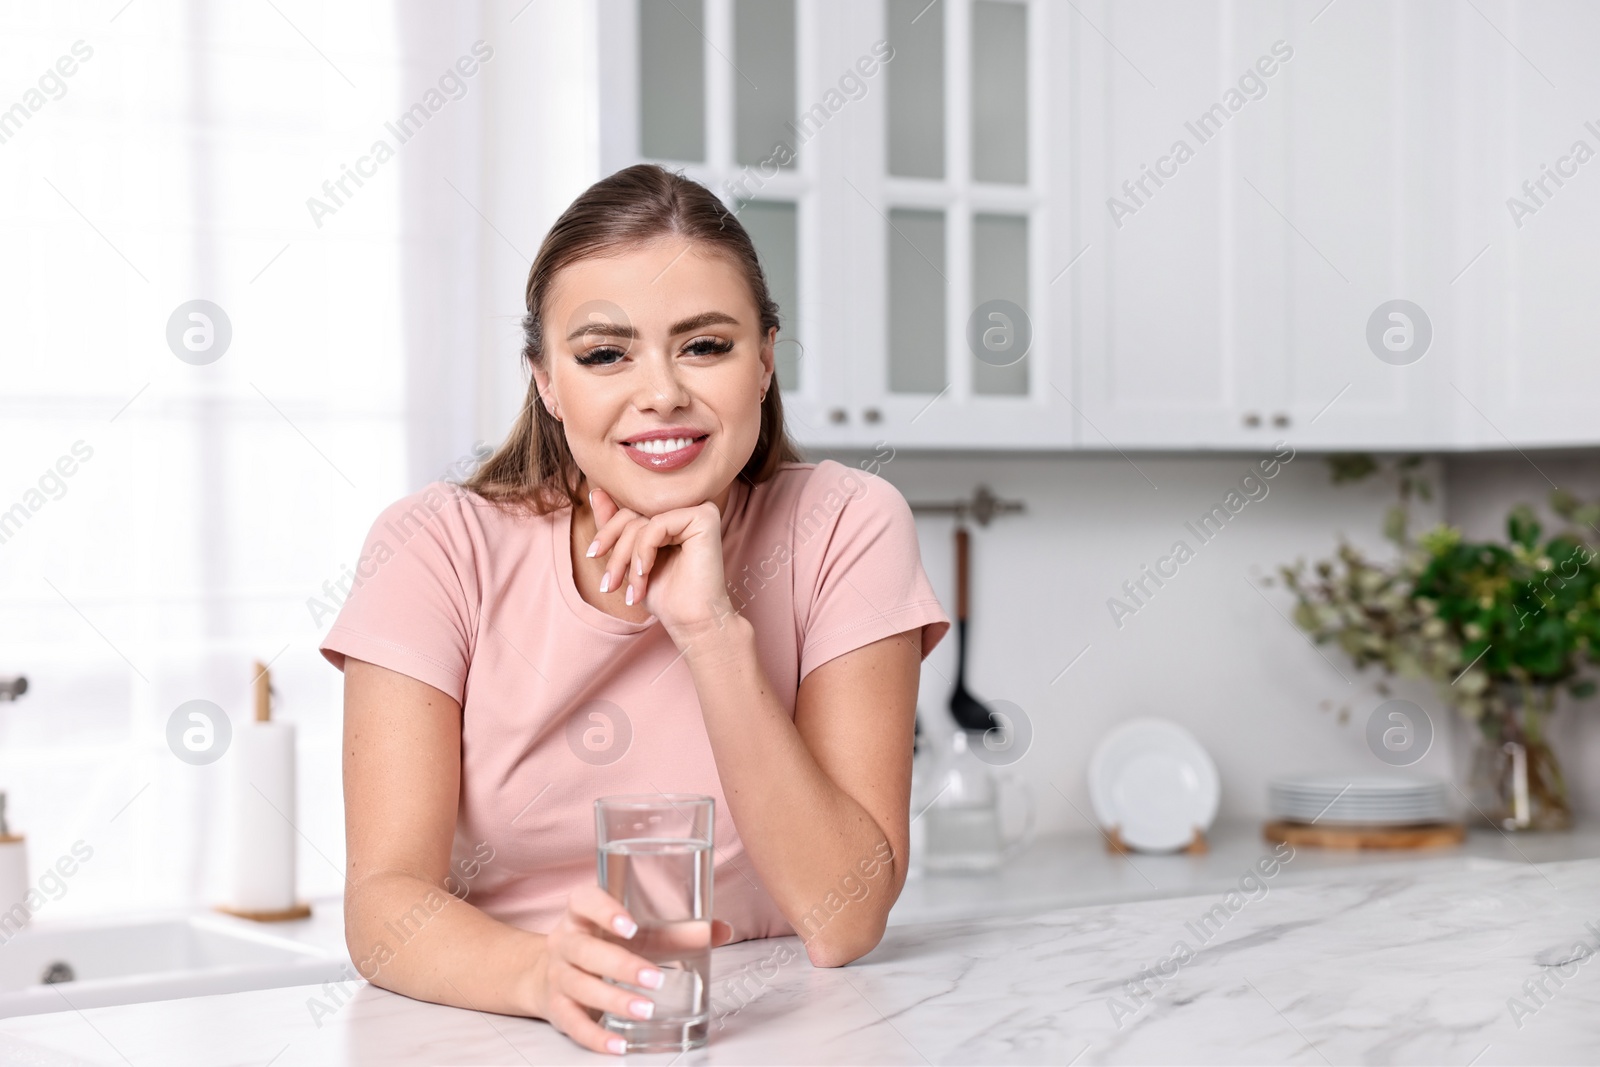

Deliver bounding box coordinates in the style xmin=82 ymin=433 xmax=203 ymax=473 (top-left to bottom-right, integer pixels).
xmin=319 ymin=164 xmax=948 ymax=1055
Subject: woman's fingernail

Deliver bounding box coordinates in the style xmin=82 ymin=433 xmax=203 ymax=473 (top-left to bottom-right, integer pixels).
xmin=599 ymin=572 xmax=611 ymax=594
xmin=630 ymin=998 xmax=655 ymax=1020
xmin=612 ymin=915 xmax=638 ymax=938
xmin=607 ymin=1037 xmax=626 ymax=1054
xmin=635 ymin=558 xmax=643 ymax=577
xmin=639 ymin=967 xmax=664 ymax=990
xmin=586 ymin=540 xmax=599 ymax=558
xmin=625 ymin=585 xmax=635 ymax=606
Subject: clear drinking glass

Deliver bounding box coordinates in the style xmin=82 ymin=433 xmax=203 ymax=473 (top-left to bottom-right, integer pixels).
xmin=595 ymin=793 xmax=715 ymax=1053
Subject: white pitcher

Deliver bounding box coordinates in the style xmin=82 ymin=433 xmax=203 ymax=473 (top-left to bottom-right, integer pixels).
xmin=920 ymin=729 xmax=1035 ymax=874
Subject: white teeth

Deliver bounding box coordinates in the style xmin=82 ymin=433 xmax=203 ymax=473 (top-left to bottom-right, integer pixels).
xmin=631 ymin=436 xmax=697 ymax=455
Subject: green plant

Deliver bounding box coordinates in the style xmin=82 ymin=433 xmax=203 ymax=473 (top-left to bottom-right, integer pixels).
xmin=1276 ymin=456 xmax=1600 ymax=728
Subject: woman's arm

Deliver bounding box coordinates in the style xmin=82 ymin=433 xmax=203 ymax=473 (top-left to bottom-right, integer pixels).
xmin=342 ymin=657 xmax=547 ymax=1013
xmin=342 ymin=657 xmax=681 ymax=1052
xmin=589 ymin=490 xmax=925 ymax=967
xmin=682 ymin=621 xmax=920 ymax=968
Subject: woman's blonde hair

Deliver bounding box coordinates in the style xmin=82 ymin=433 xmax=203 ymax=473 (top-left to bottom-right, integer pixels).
xmin=463 ymin=164 xmax=801 ymax=514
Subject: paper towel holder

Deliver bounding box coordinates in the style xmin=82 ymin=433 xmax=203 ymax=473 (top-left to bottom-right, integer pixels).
xmin=215 ymin=659 xmax=313 ymax=923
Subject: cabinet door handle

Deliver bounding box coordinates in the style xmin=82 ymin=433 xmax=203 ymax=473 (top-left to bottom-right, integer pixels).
xmin=828 ymin=408 xmax=848 ymax=424
xmin=862 ymin=408 xmax=882 ymax=424
xmin=1242 ymin=412 xmax=1262 ymax=428
xmin=1272 ymin=412 xmax=1291 ymax=428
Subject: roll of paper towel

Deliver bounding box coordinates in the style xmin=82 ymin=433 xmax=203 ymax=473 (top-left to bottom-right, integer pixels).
xmin=228 ymin=721 xmax=297 ymax=912
xmin=0 ymin=836 xmax=29 ymax=929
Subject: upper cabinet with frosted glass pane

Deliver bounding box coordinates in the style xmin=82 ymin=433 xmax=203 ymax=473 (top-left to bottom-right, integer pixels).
xmin=600 ymin=0 xmax=1077 ymax=449
xmin=602 ymin=0 xmax=1600 ymax=453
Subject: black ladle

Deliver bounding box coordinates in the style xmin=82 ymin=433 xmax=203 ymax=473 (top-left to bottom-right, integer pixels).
xmin=949 ymin=525 xmax=997 ymax=732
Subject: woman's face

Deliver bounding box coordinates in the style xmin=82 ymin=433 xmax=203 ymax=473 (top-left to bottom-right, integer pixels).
xmin=534 ymin=239 xmax=775 ymax=517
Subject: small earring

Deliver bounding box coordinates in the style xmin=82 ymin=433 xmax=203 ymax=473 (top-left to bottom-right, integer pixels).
xmin=759 ymin=389 xmax=768 ymax=402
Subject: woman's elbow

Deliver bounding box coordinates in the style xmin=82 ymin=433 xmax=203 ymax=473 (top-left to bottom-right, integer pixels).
xmin=803 ymin=917 xmax=888 ymax=968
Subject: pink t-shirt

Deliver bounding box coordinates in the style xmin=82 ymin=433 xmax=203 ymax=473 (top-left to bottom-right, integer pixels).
xmin=318 ymin=460 xmax=949 ymax=943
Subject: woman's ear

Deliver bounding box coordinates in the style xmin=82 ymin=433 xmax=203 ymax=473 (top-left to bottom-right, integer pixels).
xmin=759 ymin=325 xmax=776 ymax=398
xmin=532 ymin=363 xmax=561 ymax=421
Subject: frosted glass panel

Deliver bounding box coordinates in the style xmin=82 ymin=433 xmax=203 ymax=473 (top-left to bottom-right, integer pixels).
xmin=971 ymin=1 xmax=1027 ymax=183
xmin=887 ymin=0 xmax=944 ymax=178
xmin=739 ymin=200 xmax=801 ymax=391
xmin=639 ymin=0 xmax=705 ymax=161
xmin=735 ymin=0 xmax=796 ymax=167
xmin=888 ymin=209 xmax=947 ymax=394
xmin=971 ymin=213 xmax=1029 ymax=396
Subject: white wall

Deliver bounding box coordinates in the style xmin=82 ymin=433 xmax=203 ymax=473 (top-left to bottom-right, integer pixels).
xmin=818 ymin=446 xmax=1494 ymax=838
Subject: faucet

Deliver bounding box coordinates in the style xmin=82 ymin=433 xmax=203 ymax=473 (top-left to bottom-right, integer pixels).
xmin=0 ymin=676 xmax=26 ymax=702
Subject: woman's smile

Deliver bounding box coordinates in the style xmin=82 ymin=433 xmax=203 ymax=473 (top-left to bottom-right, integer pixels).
xmin=619 ymin=427 xmax=711 ymax=471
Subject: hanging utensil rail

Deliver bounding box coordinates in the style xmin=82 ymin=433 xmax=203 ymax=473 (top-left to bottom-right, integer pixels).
xmin=906 ymin=486 xmax=1025 ymax=526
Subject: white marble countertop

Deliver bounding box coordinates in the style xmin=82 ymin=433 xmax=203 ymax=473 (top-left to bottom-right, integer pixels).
xmin=5 ymin=828 xmax=1600 ymax=1065
xmin=892 ymin=822 xmax=1600 ymax=926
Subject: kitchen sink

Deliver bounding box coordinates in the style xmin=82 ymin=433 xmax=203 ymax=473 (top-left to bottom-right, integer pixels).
xmin=0 ymin=912 xmax=351 ymax=1018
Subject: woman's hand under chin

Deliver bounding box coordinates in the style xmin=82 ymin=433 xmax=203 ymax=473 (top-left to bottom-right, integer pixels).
xmin=586 ymin=486 xmax=737 ymax=646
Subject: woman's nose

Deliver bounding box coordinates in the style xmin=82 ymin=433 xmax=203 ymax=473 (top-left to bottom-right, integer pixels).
xmin=637 ymin=351 xmax=691 ymax=412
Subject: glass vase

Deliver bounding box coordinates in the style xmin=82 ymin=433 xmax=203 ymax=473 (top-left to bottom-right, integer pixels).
xmin=1465 ymin=685 xmax=1572 ymax=831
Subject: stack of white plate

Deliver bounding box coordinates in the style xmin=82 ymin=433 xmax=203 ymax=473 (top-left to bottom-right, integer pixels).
xmin=1268 ymin=776 xmax=1450 ymax=826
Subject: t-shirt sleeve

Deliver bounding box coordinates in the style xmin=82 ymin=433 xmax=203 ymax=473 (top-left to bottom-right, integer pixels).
xmin=317 ymin=483 xmax=480 ymax=704
xmin=795 ymin=462 xmax=951 ymax=680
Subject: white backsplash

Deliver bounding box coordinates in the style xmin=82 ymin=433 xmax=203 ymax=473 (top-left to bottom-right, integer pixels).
xmin=821 ymin=447 xmax=1600 ymax=838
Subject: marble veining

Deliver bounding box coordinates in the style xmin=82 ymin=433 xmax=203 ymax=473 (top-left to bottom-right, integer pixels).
xmin=1 ymin=855 xmax=1597 ymax=1064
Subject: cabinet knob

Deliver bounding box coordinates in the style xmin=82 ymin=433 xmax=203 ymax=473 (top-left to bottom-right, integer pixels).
xmin=863 ymin=408 xmax=882 ymax=424
xmin=1242 ymin=412 xmax=1262 ymax=428
xmin=828 ymin=408 xmax=848 ymax=424
xmin=1272 ymin=412 xmax=1290 ymax=428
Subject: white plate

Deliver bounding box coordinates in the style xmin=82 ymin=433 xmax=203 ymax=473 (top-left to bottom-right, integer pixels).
xmin=1089 ymin=719 xmax=1220 ymax=852
xmin=1274 ymin=802 xmax=1448 ymax=816
xmin=1270 ymin=776 xmax=1446 ymax=797
xmin=1277 ymin=811 xmax=1449 ymax=827
xmin=1275 ymin=802 xmax=1449 ymax=818
xmin=1270 ymin=792 xmax=1446 ymax=806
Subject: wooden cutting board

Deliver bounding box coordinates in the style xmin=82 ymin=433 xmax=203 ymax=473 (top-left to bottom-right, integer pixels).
xmin=1262 ymin=820 xmax=1465 ymax=850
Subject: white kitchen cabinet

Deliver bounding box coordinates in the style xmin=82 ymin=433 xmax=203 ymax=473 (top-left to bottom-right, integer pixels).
xmin=598 ymin=0 xmax=852 ymax=448
xmin=1272 ymin=0 xmax=1460 ymax=451
xmin=1074 ymin=0 xmax=1291 ymax=450
xmin=1446 ymin=0 xmax=1600 ymax=449
xmin=1074 ymin=0 xmax=1465 ymax=452
xmin=601 ymin=0 xmax=1077 ymax=450
xmin=602 ymin=0 xmax=1600 ymax=452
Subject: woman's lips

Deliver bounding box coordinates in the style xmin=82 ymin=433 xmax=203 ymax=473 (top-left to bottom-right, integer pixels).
xmin=620 ymin=434 xmax=709 ymax=472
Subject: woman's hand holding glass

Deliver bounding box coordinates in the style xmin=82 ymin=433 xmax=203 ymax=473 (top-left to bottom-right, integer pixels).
xmin=535 ymin=884 xmax=732 ymax=1055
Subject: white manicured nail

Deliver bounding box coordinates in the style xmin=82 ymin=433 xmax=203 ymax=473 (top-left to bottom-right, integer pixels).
xmin=625 ymin=585 xmax=635 ymax=606
xmin=612 ymin=915 xmax=637 ymax=938
xmin=629 ymin=998 xmax=654 ymax=1020
xmin=607 ymin=1036 xmax=626 ymax=1054
xmin=586 ymin=540 xmax=599 ymax=558
xmin=599 ymin=572 xmax=611 ymax=594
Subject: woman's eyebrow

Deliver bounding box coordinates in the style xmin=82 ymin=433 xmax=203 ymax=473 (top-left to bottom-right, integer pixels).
xmin=667 ymin=310 xmax=739 ymax=335
xmin=567 ymin=319 xmax=633 ymax=343
xmin=564 ymin=310 xmax=740 ymax=344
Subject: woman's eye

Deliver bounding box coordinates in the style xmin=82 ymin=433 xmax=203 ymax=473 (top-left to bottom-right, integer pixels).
xmin=684 ymin=337 xmax=735 ymax=357
xmin=575 ymin=346 xmax=626 ymax=367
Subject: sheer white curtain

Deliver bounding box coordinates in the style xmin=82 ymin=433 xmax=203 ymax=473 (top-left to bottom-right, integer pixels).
xmin=0 ymin=0 xmax=543 ymax=914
